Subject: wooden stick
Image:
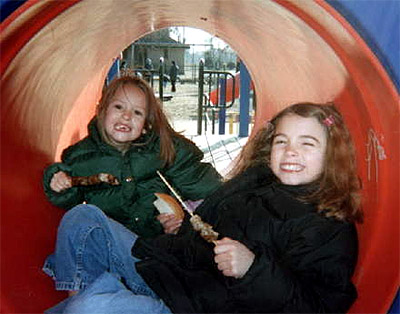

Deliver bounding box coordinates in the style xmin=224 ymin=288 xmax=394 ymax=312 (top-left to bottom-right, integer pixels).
xmin=156 ymin=171 xmax=193 ymax=216
xmin=156 ymin=170 xmax=219 ymax=243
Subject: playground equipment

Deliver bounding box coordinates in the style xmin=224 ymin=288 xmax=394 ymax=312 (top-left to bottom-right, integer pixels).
xmin=197 ymin=59 xmax=237 ymax=135
xmin=207 ymin=67 xmax=256 ymax=137
xmin=1 ymin=0 xmax=398 ymax=313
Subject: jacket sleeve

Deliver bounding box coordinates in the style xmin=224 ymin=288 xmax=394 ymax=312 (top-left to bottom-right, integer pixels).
xmin=228 ymin=218 xmax=358 ymax=313
xmin=164 ymin=137 xmax=222 ymax=200
xmin=43 ymin=162 xmax=84 ymax=209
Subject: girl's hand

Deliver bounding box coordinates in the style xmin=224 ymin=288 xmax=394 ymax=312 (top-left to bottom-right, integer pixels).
xmin=157 ymin=213 xmax=183 ymax=234
xmin=50 ymin=171 xmax=72 ymax=192
xmin=214 ymin=237 xmax=255 ymax=279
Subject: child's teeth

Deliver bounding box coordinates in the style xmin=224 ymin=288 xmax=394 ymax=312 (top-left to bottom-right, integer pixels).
xmin=281 ymin=164 xmax=303 ymax=171
xmin=116 ymin=125 xmax=129 ymax=131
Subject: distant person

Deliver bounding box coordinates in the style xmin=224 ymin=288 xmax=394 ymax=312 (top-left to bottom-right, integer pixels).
xmin=169 ymin=60 xmax=179 ymax=92
xmin=144 ymin=58 xmax=153 ymax=83
xmin=144 ymin=58 xmax=153 ymax=71
xmin=119 ymin=60 xmax=127 ymax=75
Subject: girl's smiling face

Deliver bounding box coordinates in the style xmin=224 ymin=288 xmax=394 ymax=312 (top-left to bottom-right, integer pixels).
xmin=104 ymin=84 xmax=147 ymax=146
xmin=270 ymin=114 xmax=327 ymax=185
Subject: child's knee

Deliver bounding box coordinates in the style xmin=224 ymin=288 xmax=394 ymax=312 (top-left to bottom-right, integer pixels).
xmin=64 ymin=273 xmax=128 ymax=314
xmin=62 ymin=204 xmax=104 ymax=225
xmin=64 ymin=295 xmax=103 ymax=314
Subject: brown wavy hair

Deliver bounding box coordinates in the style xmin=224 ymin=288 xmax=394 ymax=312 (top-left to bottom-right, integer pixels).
xmin=96 ymin=75 xmax=187 ymax=166
xmin=230 ymin=102 xmax=363 ymax=223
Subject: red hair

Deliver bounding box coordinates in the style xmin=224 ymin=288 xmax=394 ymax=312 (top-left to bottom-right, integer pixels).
xmin=231 ymin=102 xmax=363 ymax=223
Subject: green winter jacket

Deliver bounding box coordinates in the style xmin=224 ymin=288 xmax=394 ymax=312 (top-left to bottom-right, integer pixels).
xmin=43 ymin=119 xmax=222 ymax=238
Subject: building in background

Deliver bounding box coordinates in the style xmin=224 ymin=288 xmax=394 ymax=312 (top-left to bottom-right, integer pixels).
xmin=123 ymin=28 xmax=190 ymax=74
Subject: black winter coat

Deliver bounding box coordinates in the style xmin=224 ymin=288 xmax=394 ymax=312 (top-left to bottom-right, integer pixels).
xmin=132 ymin=165 xmax=359 ymax=313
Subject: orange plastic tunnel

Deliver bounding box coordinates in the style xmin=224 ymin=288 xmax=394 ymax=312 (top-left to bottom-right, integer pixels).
xmin=1 ymin=1 xmax=399 ymax=313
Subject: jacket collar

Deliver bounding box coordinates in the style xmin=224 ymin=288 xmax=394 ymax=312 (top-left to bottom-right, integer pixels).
xmin=196 ymin=165 xmax=317 ymax=220
xmin=196 ymin=165 xmax=275 ymax=215
xmin=235 ymin=166 xmax=318 ymax=219
xmin=258 ymin=181 xmax=317 ymax=220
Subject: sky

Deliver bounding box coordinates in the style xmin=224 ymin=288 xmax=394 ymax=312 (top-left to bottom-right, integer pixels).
xmin=172 ymin=27 xmax=228 ymax=52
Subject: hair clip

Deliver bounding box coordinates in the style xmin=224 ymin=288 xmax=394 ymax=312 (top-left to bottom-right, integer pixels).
xmin=323 ymin=115 xmax=335 ymax=127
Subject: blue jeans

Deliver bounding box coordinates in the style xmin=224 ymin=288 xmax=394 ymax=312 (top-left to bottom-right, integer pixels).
xmin=43 ymin=204 xmax=171 ymax=314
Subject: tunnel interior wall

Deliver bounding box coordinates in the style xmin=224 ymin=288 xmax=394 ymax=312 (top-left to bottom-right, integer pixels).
xmin=1 ymin=0 xmax=399 ymax=313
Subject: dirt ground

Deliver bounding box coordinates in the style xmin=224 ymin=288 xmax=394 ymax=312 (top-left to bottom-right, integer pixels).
xmin=160 ymin=81 xmax=199 ymax=123
xmin=156 ymin=80 xmax=243 ymax=136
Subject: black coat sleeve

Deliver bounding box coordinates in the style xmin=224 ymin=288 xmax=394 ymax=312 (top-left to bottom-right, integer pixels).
xmin=227 ymin=216 xmax=358 ymax=313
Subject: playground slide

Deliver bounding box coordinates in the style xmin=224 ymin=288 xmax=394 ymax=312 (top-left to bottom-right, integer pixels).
xmin=209 ymin=71 xmax=257 ymax=106
xmin=1 ymin=0 xmax=398 ymax=313
xmin=209 ymin=71 xmax=242 ymax=105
